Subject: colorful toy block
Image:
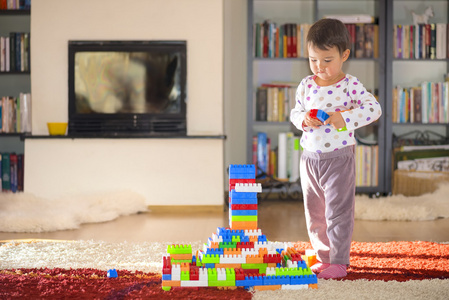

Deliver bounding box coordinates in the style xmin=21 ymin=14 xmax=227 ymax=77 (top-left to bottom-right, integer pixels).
xmin=107 ymin=269 xmax=118 ymax=278
xmin=161 ymin=164 xmax=318 ymax=291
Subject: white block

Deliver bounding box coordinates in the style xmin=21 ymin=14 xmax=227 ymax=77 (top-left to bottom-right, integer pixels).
xmin=181 ymin=280 xmax=209 ymax=287
xmin=235 ymin=183 xmax=262 ymax=192
xmin=282 ymin=284 xmax=309 ymax=290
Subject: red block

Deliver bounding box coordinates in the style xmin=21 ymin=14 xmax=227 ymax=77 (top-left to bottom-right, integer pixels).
xmin=231 ymin=204 xmax=258 ymax=210
xmin=235 ymin=268 xmax=245 ymax=280
xmin=263 ymin=254 xmax=282 ymax=264
xmin=236 ymin=242 xmax=254 ymax=249
xmin=291 ymin=253 xmax=303 ymax=262
xmin=190 ymin=266 xmax=199 ymax=280
xmin=162 ymin=256 xmax=172 ymax=274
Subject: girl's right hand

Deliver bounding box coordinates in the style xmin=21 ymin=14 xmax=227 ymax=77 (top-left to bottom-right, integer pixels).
xmin=303 ymin=110 xmax=323 ymax=129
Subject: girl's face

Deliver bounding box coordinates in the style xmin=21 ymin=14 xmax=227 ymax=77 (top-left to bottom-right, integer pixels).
xmin=308 ymin=44 xmax=350 ymax=86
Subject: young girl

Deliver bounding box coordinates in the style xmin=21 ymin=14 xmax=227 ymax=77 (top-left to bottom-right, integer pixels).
xmin=290 ymin=18 xmax=382 ymax=279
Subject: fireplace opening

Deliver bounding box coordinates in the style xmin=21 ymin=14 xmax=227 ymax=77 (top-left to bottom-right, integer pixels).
xmin=68 ymin=40 xmax=187 ymax=136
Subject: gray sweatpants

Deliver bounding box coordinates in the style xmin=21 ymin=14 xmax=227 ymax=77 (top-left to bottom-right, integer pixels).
xmin=300 ymin=146 xmax=356 ymax=266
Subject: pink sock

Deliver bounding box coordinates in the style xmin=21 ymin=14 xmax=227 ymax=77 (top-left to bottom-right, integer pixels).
xmin=310 ymin=262 xmax=330 ymax=273
xmin=317 ymin=264 xmax=347 ymax=279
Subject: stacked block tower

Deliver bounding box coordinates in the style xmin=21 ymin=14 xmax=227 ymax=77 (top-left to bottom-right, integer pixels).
xmin=161 ymin=164 xmax=318 ymax=291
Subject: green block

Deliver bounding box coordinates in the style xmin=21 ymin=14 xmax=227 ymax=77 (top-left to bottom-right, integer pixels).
xmin=202 ymin=254 xmax=220 ymax=264
xmin=170 ymin=259 xmax=192 ymax=264
xmin=167 ymin=244 xmax=192 ymax=255
xmin=231 ymin=236 xmax=241 ymax=243
xmin=231 ymin=215 xmax=258 ymax=222
xmin=219 ymin=242 xmax=237 ymax=249
xmin=276 ymin=267 xmax=303 ymax=276
xmin=242 ymin=263 xmax=267 ymax=274
xmin=226 ymin=268 xmax=236 ymax=281
xmin=208 ymin=268 xmax=218 ymax=282
xmin=181 ymin=270 xmax=190 ymax=281
xmin=162 ymin=286 xmax=171 ymax=291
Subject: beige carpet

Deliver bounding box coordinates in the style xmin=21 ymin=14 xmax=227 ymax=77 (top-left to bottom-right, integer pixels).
xmin=1 ymin=240 xmax=448 ymax=299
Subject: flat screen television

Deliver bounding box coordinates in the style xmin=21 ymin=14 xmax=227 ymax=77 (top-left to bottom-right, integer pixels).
xmin=68 ymin=40 xmax=187 ymax=136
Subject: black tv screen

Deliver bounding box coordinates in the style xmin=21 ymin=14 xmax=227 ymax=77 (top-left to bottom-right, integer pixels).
xmin=68 ymin=40 xmax=187 ymax=136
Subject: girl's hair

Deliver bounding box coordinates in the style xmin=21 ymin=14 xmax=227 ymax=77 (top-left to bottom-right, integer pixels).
xmin=307 ymin=18 xmax=351 ymax=55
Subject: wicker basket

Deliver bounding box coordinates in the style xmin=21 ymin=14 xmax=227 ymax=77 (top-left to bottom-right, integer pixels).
xmin=393 ymin=170 xmax=449 ymax=196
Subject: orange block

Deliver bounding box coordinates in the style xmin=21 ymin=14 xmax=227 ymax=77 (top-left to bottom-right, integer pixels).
xmin=258 ymin=248 xmax=268 ymax=256
xmin=162 ymin=280 xmax=181 ymax=287
xmin=171 ymin=253 xmax=193 ymax=260
xmin=224 ymin=248 xmax=241 ymax=255
xmin=246 ymin=254 xmax=263 ymax=264
xmin=248 ymin=236 xmax=258 ymax=243
xmin=180 ymin=263 xmax=190 ymax=272
xmin=309 ymin=284 xmax=318 ymax=289
xmin=231 ymin=221 xmax=258 ymax=230
xmin=254 ymin=285 xmax=282 ymax=291
xmin=209 ymin=242 xmax=219 ymax=249
xmin=267 ymin=263 xmax=277 ymax=268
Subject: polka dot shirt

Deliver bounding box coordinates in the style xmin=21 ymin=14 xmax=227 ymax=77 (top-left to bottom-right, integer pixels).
xmin=290 ymin=74 xmax=382 ymax=153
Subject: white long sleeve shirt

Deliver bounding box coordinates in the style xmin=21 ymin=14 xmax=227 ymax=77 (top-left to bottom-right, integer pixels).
xmin=290 ymin=74 xmax=382 ymax=153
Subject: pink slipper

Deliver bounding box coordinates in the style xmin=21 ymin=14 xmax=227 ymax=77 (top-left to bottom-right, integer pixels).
xmin=317 ymin=264 xmax=347 ymax=279
xmin=310 ymin=262 xmax=330 ymax=273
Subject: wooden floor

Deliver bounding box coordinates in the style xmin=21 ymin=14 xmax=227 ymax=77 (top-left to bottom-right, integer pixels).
xmin=1 ymin=199 xmax=449 ymax=243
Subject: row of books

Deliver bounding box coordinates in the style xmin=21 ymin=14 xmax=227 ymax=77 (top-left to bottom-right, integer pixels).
xmin=0 ymin=93 xmax=32 ymax=133
xmin=255 ymin=82 xmax=297 ymax=122
xmin=0 ymin=0 xmax=31 ymax=10
xmin=253 ymin=21 xmax=378 ymax=59
xmin=0 ymin=32 xmax=31 ymax=72
xmin=393 ymin=24 xmax=449 ymax=59
xmin=253 ymin=132 xmax=301 ymax=182
xmin=252 ymin=131 xmax=379 ymax=187
xmin=1 ymin=152 xmax=24 ymax=193
xmin=392 ymin=81 xmax=449 ymax=124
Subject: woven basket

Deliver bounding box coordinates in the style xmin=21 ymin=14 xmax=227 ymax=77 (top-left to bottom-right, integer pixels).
xmin=393 ymin=170 xmax=449 ymax=196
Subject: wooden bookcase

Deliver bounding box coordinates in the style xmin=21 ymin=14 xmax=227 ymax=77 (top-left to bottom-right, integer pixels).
xmin=0 ymin=9 xmax=30 ymax=154
xmin=247 ymin=0 xmax=387 ymax=195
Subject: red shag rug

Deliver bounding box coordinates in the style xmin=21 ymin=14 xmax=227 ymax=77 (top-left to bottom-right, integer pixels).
xmin=0 ymin=241 xmax=448 ymax=299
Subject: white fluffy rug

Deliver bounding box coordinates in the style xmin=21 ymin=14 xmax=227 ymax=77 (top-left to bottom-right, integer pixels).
xmin=355 ymin=184 xmax=449 ymax=221
xmin=0 ymin=191 xmax=148 ymax=233
xmin=1 ymin=240 xmax=448 ymax=300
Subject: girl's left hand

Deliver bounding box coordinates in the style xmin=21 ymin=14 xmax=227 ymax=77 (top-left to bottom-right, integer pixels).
xmin=324 ymin=111 xmax=346 ymax=130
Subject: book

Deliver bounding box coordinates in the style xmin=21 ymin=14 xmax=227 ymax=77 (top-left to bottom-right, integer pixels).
xmin=255 ymin=87 xmax=268 ymax=121
xmin=355 ymin=24 xmax=365 ymax=58
xmin=278 ymin=132 xmax=288 ymax=179
xmin=9 ymin=153 xmax=17 ymax=193
xmin=257 ymin=132 xmax=268 ymax=177
xmin=2 ymin=153 xmax=10 ymax=191
xmin=17 ymin=153 xmax=23 ymax=192
xmin=436 ymin=23 xmax=447 ymax=59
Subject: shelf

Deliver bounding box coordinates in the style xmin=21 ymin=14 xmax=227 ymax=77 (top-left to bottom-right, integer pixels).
xmin=0 ymin=71 xmax=30 ymax=75
xmin=0 ymin=10 xmax=30 ymax=15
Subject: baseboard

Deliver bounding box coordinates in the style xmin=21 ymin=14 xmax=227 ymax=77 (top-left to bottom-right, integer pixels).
xmin=146 ymin=205 xmax=224 ymax=213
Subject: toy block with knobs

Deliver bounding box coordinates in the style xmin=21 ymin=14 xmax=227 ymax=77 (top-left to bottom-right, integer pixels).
xmin=161 ymin=164 xmax=318 ymax=291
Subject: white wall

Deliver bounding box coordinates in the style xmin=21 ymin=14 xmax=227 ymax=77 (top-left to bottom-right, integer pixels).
xmin=25 ymin=0 xmax=232 ymax=205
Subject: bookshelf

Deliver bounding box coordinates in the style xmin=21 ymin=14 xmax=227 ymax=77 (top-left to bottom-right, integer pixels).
xmin=385 ymin=0 xmax=449 ymax=193
xmin=247 ymin=0 xmax=387 ymax=195
xmin=0 ymin=8 xmax=31 ymax=192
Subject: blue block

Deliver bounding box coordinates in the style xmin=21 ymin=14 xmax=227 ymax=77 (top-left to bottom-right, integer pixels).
xmin=298 ymin=260 xmax=308 ymax=269
xmin=230 ymin=190 xmax=258 ymax=200
xmin=162 ymin=274 xmax=172 ymax=281
xmin=291 ymin=274 xmax=318 ymax=285
xmin=205 ymin=248 xmax=224 ymax=255
xmin=107 ymin=269 xmax=118 ymax=278
xmin=258 ymin=235 xmax=267 ymax=242
xmin=230 ymin=210 xmax=258 ymax=216
xmin=236 ymin=275 xmax=264 ymax=287
xmin=264 ymin=275 xmax=290 ymax=285
xmin=240 ymin=236 xmax=250 ymax=242
xmin=230 ymin=198 xmax=258 ymax=205
xmin=316 ymin=109 xmax=329 ymax=123
xmin=229 ymin=164 xmax=256 ymax=179
xmin=204 ymin=263 xmax=216 ymax=268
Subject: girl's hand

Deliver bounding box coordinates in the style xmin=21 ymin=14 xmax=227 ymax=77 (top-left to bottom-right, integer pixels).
xmin=303 ymin=110 xmax=324 ymax=129
xmin=324 ymin=111 xmax=346 ymax=130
